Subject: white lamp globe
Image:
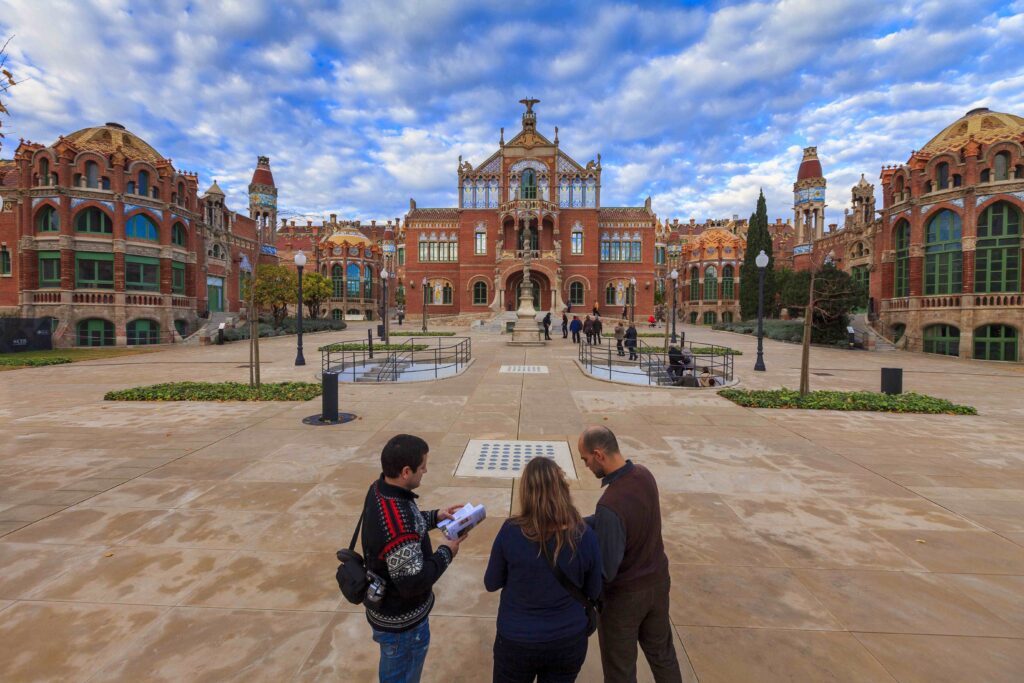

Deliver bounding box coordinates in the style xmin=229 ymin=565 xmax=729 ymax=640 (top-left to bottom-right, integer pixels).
xmin=294 ymin=251 xmax=307 ymax=268
xmin=755 ymin=250 xmax=769 ymax=268
xmin=670 ymin=269 xmax=678 ymax=280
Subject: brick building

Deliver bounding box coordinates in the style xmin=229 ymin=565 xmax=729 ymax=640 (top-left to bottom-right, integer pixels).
xmin=0 ymin=123 xmax=277 ymax=346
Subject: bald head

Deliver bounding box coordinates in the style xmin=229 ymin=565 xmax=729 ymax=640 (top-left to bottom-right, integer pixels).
xmin=578 ymin=426 xmax=625 ymax=479
xmin=581 ymin=426 xmax=620 ymax=456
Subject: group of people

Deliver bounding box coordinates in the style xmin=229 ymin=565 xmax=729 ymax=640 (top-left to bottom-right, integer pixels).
xmin=358 ymin=428 xmax=683 ymax=683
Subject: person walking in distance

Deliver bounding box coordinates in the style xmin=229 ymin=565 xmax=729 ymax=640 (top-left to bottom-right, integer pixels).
xmin=361 ymin=434 xmax=467 ymax=683
xmin=583 ymin=315 xmax=594 ymax=345
xmin=569 ymin=315 xmax=583 ymax=344
xmin=593 ymin=315 xmax=603 ymax=345
xmin=485 ymin=457 xmax=602 ymax=683
xmin=577 ymin=426 xmax=682 ymax=683
xmin=561 ymin=312 xmax=569 ymax=339
xmin=614 ymin=321 xmax=626 ymax=357
xmin=543 ymin=311 xmax=553 ymax=341
xmin=624 ymin=322 xmax=638 ymax=361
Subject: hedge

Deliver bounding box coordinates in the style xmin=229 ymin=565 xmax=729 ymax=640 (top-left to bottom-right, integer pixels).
xmin=718 ymin=388 xmax=976 ymax=415
xmin=633 ymin=346 xmax=742 ymax=356
xmin=388 ymin=331 xmax=455 ymax=337
xmin=105 ymin=381 xmax=322 ymax=402
xmin=318 ymin=342 xmax=430 ymax=352
xmin=0 ymin=357 xmax=73 ymax=367
xmin=223 ymin=318 xmax=347 ymax=342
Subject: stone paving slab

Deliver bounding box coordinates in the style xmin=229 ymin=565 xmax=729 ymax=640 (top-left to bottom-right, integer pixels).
xmin=0 ymin=320 xmax=1022 ymax=681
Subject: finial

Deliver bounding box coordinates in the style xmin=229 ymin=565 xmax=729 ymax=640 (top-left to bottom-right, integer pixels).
xmin=519 ymin=97 xmax=539 ymax=114
xmin=554 ymin=126 xmax=559 ymax=144
xmin=500 ymin=127 xmax=505 ymax=145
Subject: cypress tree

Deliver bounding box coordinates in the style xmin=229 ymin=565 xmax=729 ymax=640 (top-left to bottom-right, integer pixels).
xmin=740 ymin=190 xmax=775 ymax=320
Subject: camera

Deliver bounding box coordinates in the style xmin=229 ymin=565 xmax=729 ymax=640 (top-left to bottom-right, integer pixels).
xmin=364 ymin=570 xmax=387 ymax=608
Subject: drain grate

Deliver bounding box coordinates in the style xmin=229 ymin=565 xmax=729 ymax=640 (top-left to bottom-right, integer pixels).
xmin=500 ymin=365 xmax=549 ymax=374
xmin=455 ymin=440 xmax=576 ymax=479
xmin=812 ymin=372 xmax=834 ymax=376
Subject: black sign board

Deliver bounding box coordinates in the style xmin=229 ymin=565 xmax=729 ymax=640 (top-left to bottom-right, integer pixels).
xmin=0 ymin=318 xmax=54 ymax=353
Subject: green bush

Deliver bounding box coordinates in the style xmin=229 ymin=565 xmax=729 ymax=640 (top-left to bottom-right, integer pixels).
xmin=718 ymin=388 xmax=976 ymax=415
xmin=105 ymin=381 xmax=322 ymax=402
xmin=0 ymin=356 xmax=73 ymax=367
xmin=222 ymin=318 xmax=347 ymax=342
xmin=318 ymin=342 xmax=429 ymax=352
xmin=691 ymin=346 xmax=742 ymax=355
xmin=388 ymin=331 xmax=455 ymax=337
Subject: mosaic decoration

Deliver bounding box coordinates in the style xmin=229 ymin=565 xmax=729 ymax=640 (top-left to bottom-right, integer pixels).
xmin=32 ymin=196 xmax=60 ymax=208
xmin=477 ymin=156 xmax=502 ymax=175
xmin=793 ymin=244 xmax=813 ymax=255
xmin=556 ymin=155 xmax=578 ymax=174
xmin=239 ymin=254 xmax=252 ymax=272
xmin=125 ymin=203 xmax=162 ymax=219
xmin=977 ymin=191 xmax=1024 ymax=203
xmin=261 ymin=244 xmax=277 ymax=255
xmin=795 ymin=187 xmax=825 ymax=204
xmin=70 ymin=198 xmax=115 ymax=213
xmin=509 ymin=159 xmax=548 ymax=175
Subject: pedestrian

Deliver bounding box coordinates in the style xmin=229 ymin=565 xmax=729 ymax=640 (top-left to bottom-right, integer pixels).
xmin=625 ymin=322 xmax=638 ymax=360
xmin=614 ymin=321 xmax=625 ymax=357
xmin=592 ymin=304 xmax=600 ymax=318
xmin=561 ymin=312 xmax=569 ymax=339
xmin=667 ymin=345 xmax=684 ymax=380
xmin=570 ymin=315 xmax=582 ymax=344
xmin=583 ymin=315 xmax=594 ymax=345
xmin=485 ymin=457 xmax=602 ymax=683
xmin=648 ymin=314 xmax=656 ymax=328
xmin=577 ymin=426 xmax=682 ymax=683
xmin=543 ymin=311 xmax=552 ymax=341
xmin=622 ymin=304 xmax=628 ymax=319
xmin=360 ymin=434 xmax=467 ymax=683
xmin=593 ymin=316 xmax=603 ymax=344
xmin=397 ymin=307 xmax=405 ymax=326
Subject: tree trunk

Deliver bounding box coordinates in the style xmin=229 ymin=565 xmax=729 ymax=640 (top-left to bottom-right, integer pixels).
xmin=799 ymin=269 xmax=816 ymax=396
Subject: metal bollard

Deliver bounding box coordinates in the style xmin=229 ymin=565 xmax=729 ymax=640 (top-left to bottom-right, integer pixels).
xmin=367 ymin=329 xmax=374 ymax=359
xmin=881 ymin=367 xmax=903 ymax=395
xmin=321 ymin=370 xmax=340 ymax=422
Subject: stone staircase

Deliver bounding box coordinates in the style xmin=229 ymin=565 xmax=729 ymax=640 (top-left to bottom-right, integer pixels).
xmin=192 ymin=312 xmax=236 ymax=345
xmin=851 ymin=314 xmax=896 ymax=351
xmin=473 ymin=311 xmax=519 ymax=334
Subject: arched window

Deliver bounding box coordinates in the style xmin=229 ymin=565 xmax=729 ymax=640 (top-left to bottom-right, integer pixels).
xmin=126 ymin=319 xmax=160 ymax=345
xmin=994 ymin=151 xmax=1010 ymax=182
xmin=171 ymin=222 xmax=186 ymax=247
xmin=331 ymin=264 xmax=343 ymax=297
xmin=975 ymin=201 xmax=1021 ymax=293
xmin=689 ymin=267 xmax=699 ymax=301
xmin=935 ymin=162 xmax=949 ymax=191
xmin=126 ymin=213 xmax=159 ymax=241
xmin=473 ymin=281 xmax=488 ymax=305
xmin=177 ymin=182 xmax=186 ymax=205
xmin=475 ymin=226 xmax=486 ymax=255
xmin=137 ymin=170 xmax=150 ymax=196
xmin=364 ymin=265 xmax=373 ymax=299
xmin=442 ymin=282 xmax=453 ymax=305
xmin=346 ymin=263 xmax=361 ymax=297
xmin=85 ymin=161 xmax=100 ymax=189
xmin=605 ymin=283 xmax=617 ymax=306
xmin=569 ymin=281 xmax=585 ymax=306
xmin=922 ymin=324 xmax=960 ymax=357
xmin=703 ymin=266 xmax=718 ymax=301
xmin=721 ymin=311 xmax=734 ymax=323
xmin=721 ymin=265 xmax=735 ymax=299
xmin=331 ymin=309 xmax=343 ymax=320
xmin=689 ymin=311 xmax=698 ymax=324
xmin=521 ymin=169 xmax=537 ymax=200
xmin=77 ymin=318 xmax=115 ymax=347
xmin=38 ymin=158 xmax=50 ymax=186
xmin=74 ymin=207 xmax=112 ymax=234
xmin=974 ymin=324 xmax=1018 ymax=361
xmin=36 ymin=205 xmax=60 ymax=232
xmin=924 ymin=210 xmax=962 ymax=295
xmin=570 ymin=227 xmax=583 ymax=255
xmin=703 ymin=311 xmax=717 ymax=325
xmin=893 ymin=220 xmax=910 ymax=297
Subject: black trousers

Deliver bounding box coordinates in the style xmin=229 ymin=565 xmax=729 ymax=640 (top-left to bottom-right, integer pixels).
xmin=493 ymin=630 xmax=588 ymax=683
xmin=616 ymin=339 xmax=625 ymax=356
xmin=544 ymin=324 xmax=551 ymax=340
xmin=562 ymin=325 xmax=568 ymax=338
xmin=572 ymin=330 xmax=581 ymax=343
xmin=598 ymin=578 xmax=681 ymax=683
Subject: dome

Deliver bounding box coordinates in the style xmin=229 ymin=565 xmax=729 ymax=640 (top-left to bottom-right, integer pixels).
xmin=63 ymin=122 xmax=164 ymax=164
xmin=797 ymin=147 xmax=823 ymax=180
xmin=921 ymin=108 xmax=1024 ymax=155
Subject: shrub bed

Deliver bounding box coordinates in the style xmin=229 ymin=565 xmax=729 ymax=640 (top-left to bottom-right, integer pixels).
xmin=223 ymin=318 xmax=347 ymax=342
xmin=0 ymin=356 xmax=73 ymax=367
xmin=632 ymin=345 xmax=742 ymax=356
xmin=718 ymin=388 xmax=976 ymax=415
xmin=388 ymin=331 xmax=455 ymax=337
xmin=713 ymin=320 xmax=853 ymax=347
xmin=318 ymin=342 xmax=429 ymax=352
xmin=105 ymin=381 xmax=322 ymax=402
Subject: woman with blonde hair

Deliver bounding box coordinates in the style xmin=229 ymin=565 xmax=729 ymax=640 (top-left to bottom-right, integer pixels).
xmin=484 ymin=457 xmax=602 ymax=683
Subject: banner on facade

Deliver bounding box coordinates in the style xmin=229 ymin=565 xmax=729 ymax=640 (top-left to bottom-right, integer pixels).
xmin=0 ymin=318 xmax=54 ymax=353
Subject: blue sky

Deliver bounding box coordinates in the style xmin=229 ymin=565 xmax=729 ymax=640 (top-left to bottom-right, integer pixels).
xmin=3 ymin=0 xmax=1023 ymax=228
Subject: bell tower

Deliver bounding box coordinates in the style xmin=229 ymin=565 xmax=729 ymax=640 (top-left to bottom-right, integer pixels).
xmin=248 ymin=156 xmax=277 ymax=243
xmin=793 ymin=147 xmax=826 ymax=244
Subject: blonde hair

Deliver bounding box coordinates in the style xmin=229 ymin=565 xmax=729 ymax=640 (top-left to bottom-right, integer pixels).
xmin=511 ymin=457 xmax=584 ymax=560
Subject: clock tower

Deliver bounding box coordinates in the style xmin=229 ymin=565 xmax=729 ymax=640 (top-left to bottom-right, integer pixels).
xmin=248 ymin=156 xmax=278 ymax=243
xmin=793 ymin=146 xmax=826 ymax=245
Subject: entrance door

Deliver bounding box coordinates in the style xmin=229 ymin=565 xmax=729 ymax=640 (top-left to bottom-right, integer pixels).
xmin=515 ymin=282 xmax=541 ymax=309
xmin=206 ymin=276 xmax=224 ymax=312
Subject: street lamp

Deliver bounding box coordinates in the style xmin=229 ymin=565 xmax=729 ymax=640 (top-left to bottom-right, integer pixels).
xmin=629 ymin=277 xmax=637 ymax=324
xmin=669 ymin=268 xmax=679 ymax=343
xmin=380 ymin=268 xmax=389 ymax=343
xmin=421 ymin=276 xmax=428 ymax=333
xmin=754 ymin=249 xmax=769 ymax=372
xmin=294 ymin=250 xmax=307 ymax=366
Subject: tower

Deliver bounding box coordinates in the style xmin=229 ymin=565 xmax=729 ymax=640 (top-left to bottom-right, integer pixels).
xmin=248 ymin=156 xmax=277 ymax=243
xmin=793 ymin=147 xmax=826 ymax=244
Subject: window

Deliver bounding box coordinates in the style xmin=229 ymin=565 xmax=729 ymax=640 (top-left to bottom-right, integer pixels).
xmin=599 ymin=235 xmax=641 ymax=262
xmin=38 ymin=251 xmax=61 ymax=288
xmin=935 ymin=162 xmax=949 ymax=190
xmin=442 ymin=283 xmax=453 ymax=305
xmin=994 ymin=152 xmax=1010 ymax=182
xmin=418 ymin=235 xmax=458 ymax=262
xmin=38 ymin=158 xmax=50 ymax=185
xmin=721 ymin=265 xmax=734 ymax=300
xmin=655 ymin=246 xmax=665 ymax=265
xmin=177 ymin=182 xmax=185 ymax=205
xmin=172 ymin=262 xmax=186 ymax=294
xmin=75 ymin=253 xmax=114 ymax=289
xmin=331 ymin=309 xmax=342 ymax=320
xmin=127 ymin=319 xmax=160 ymax=346
xmin=922 ymin=324 xmax=960 ymax=357
xmin=703 ymin=266 xmax=718 ymax=301
xmin=331 ymin=265 xmax=343 ymax=297
xmin=36 ymin=205 xmax=60 ymax=232
xmin=975 ymin=202 xmax=1021 ymax=293
xmin=605 ymin=283 xmax=617 ymax=306
xmin=473 ymin=281 xmax=488 ymax=305
xmin=137 ymin=170 xmax=149 ymax=196
xmin=521 ymin=169 xmax=537 ymax=200
xmin=0 ymin=247 xmax=9 ymax=275
xmin=125 ymin=255 xmax=160 ymax=291
xmin=346 ymin=263 xmax=361 ymax=297
xmin=721 ymin=311 xmax=733 ymax=323
xmin=689 ymin=267 xmax=699 ymax=301
xmin=85 ymin=161 xmax=100 ymax=188
xmin=689 ymin=311 xmax=698 ymax=324
xmin=924 ymin=210 xmax=962 ymax=295
xmin=973 ymin=324 xmax=1017 ymax=361
xmin=475 ymin=228 xmax=486 ymax=255
xmin=397 ymin=247 xmax=405 ymax=266
xmin=569 ymin=281 xmax=585 ymax=306
xmin=75 ymin=208 xmax=112 ymax=234
xmin=126 ymin=214 xmax=159 ymax=241
xmin=893 ymin=220 xmax=910 ymax=297
xmin=703 ymin=311 xmax=717 ymax=325
xmin=172 ymin=222 xmax=186 ymax=247
xmin=77 ymin=319 xmax=114 ymax=347
xmin=571 ymin=229 xmax=583 ymax=255
xmin=364 ymin=265 xmax=373 ymax=299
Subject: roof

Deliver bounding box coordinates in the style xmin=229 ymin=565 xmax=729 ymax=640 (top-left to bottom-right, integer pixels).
xmin=0 ymin=159 xmax=17 ymax=187
xmin=323 ymin=226 xmax=373 ymax=248
xmin=63 ymin=122 xmax=164 ymax=164
xmin=251 ymin=156 xmax=275 ymax=186
xmin=407 ymin=207 xmax=460 ymax=221
xmin=921 ymin=107 xmax=1024 ymax=154
xmin=599 ymin=207 xmax=652 ymax=220
xmin=204 ymin=180 xmax=225 ymax=196
xmin=797 ymin=147 xmax=823 ymax=180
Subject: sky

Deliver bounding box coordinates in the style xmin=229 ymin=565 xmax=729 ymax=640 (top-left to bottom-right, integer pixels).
xmin=2 ymin=0 xmax=1023 ymax=229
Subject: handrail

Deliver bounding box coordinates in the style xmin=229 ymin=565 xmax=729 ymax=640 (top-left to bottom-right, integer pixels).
xmin=321 ymin=335 xmax=471 ymax=382
xmin=578 ymin=337 xmax=734 ymax=386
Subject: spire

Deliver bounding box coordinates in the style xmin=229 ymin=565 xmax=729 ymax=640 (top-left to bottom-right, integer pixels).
xmin=250 ymin=155 xmax=275 ymax=186
xmin=519 ymin=97 xmax=539 ymax=133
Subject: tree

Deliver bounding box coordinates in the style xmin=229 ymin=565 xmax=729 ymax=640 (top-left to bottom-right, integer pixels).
xmin=796 ymin=255 xmax=862 ymax=395
xmin=0 ymin=37 xmax=19 ymax=154
xmin=740 ymin=190 xmax=775 ymax=320
xmin=252 ymin=264 xmax=297 ymax=328
xmin=302 ymin=271 xmax=331 ymax=320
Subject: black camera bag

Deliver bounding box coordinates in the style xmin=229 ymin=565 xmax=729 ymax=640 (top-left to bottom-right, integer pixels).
xmin=336 ymin=511 xmax=368 ymax=604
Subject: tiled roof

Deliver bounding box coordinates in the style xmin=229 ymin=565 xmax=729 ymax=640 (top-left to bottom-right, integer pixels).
xmin=64 ymin=123 xmax=165 ymax=164
xmin=408 ymin=208 xmax=460 ymax=220
xmin=599 ymin=207 xmax=652 ymax=220
xmin=0 ymin=160 xmax=18 ymax=187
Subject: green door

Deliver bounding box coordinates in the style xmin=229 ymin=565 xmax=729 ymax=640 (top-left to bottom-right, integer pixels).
xmin=207 ymin=277 xmax=224 ymax=312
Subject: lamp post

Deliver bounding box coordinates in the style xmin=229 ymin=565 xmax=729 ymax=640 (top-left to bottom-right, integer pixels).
xmin=754 ymin=249 xmax=769 ymax=372
xmin=629 ymin=277 xmax=637 ymax=324
xmin=670 ymin=268 xmax=679 ymax=343
xmin=421 ymin=276 xmax=428 ymax=333
xmin=381 ymin=268 xmax=389 ymax=343
xmin=294 ymin=250 xmax=307 ymax=366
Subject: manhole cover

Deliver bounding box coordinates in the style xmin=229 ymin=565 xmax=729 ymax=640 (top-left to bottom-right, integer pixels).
xmin=455 ymin=440 xmax=576 ymax=479
xmin=500 ymin=365 xmax=549 ymax=374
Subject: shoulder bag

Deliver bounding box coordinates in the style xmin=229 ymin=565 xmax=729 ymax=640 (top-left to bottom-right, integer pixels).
xmin=542 ymin=545 xmax=602 ymax=637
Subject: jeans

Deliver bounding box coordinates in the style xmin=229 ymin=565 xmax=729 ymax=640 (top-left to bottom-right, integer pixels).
xmin=616 ymin=339 xmax=625 ymax=356
xmin=493 ymin=630 xmax=589 ymax=683
xmin=572 ymin=330 xmax=580 ymax=343
xmin=372 ymin=619 xmax=430 ymax=683
xmin=598 ymin=578 xmax=681 ymax=683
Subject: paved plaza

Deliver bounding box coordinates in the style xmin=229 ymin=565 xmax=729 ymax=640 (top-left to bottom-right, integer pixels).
xmin=1 ymin=323 xmax=1024 ymax=682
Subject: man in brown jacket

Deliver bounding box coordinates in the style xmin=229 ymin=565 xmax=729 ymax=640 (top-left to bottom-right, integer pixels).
xmin=578 ymin=426 xmax=682 ymax=683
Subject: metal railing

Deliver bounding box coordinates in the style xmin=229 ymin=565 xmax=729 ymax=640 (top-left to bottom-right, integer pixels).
xmin=321 ymin=335 xmax=472 ymax=382
xmin=578 ymin=337 xmax=734 ymax=386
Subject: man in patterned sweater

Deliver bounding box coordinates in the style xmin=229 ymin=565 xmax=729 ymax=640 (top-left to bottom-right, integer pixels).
xmin=361 ymin=434 xmax=465 ymax=682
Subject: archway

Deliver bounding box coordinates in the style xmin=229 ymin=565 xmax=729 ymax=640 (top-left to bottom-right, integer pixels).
xmin=504 ymin=269 xmax=551 ymax=312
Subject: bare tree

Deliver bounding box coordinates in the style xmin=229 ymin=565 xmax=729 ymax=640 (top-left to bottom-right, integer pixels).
xmin=797 ymin=252 xmax=863 ymax=395
xmin=0 ymin=36 xmax=19 ymax=153
xmin=247 ymin=229 xmax=265 ymax=388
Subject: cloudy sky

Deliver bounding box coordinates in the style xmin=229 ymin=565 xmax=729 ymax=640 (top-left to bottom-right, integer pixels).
xmin=2 ymin=0 xmax=1023 ymax=227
